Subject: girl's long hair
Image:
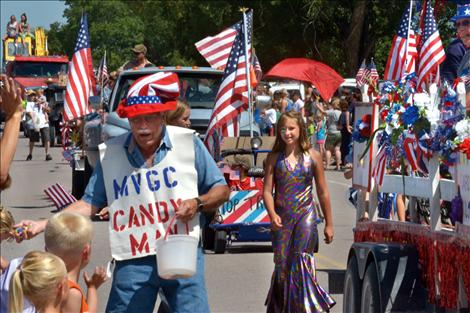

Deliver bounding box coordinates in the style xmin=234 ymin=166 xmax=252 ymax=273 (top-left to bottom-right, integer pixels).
xmin=271 ymin=111 xmax=310 ymax=154
xmin=9 ymin=251 xmax=66 ymax=313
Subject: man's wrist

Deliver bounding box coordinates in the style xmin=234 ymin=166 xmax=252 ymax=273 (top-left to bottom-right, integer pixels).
xmin=194 ymin=197 xmax=204 ymax=213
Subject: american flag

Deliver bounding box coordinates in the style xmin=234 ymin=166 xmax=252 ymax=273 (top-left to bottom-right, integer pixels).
xmin=368 ymin=59 xmax=379 ymax=86
xmin=204 ymin=10 xmax=253 ymax=156
xmin=252 ymin=51 xmax=262 ymax=82
xmin=403 ymin=132 xmax=424 ymax=172
xmin=63 ymin=14 xmax=96 ymax=121
xmin=384 ymin=3 xmax=417 ymax=81
xmin=44 ymin=183 xmax=77 ymax=211
xmin=195 ymin=22 xmax=241 ymax=70
xmin=373 ymin=144 xmax=387 ymax=187
xmin=417 ymin=0 xmax=445 ymax=91
xmin=97 ymin=50 xmax=109 ymax=88
xmin=356 ymin=59 xmax=367 ymax=87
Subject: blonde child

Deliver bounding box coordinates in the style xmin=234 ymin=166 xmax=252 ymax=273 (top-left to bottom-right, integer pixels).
xmin=1 ymin=206 xmax=15 ymax=271
xmin=9 ymin=251 xmax=68 ymax=313
xmin=1 ymin=206 xmax=36 ymax=313
xmin=44 ymin=212 xmax=107 ymax=313
xmin=263 ymin=111 xmax=335 ymax=312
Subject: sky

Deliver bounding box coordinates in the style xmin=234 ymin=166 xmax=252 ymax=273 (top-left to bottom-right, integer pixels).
xmin=1 ymin=0 xmax=66 ymax=38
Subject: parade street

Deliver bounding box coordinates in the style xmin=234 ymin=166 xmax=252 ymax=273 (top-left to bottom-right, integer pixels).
xmin=1 ymin=137 xmax=356 ymax=313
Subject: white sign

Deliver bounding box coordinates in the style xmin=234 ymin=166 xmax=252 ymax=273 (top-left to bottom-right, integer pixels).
xmin=457 ymin=153 xmax=470 ymax=226
xmin=353 ymin=103 xmax=377 ymax=192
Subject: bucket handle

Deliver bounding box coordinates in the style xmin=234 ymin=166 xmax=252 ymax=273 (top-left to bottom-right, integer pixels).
xmin=163 ymin=215 xmax=190 ymax=240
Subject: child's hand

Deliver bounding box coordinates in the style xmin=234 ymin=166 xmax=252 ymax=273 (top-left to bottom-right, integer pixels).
xmin=83 ymin=266 xmax=108 ymax=289
xmin=13 ymin=220 xmax=46 ymax=242
xmin=269 ymin=213 xmax=283 ymax=230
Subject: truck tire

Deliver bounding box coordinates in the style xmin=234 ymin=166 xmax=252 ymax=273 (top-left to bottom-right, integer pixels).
xmin=343 ymin=256 xmax=361 ymax=313
xmin=361 ymin=263 xmax=381 ymax=313
xmin=202 ymin=224 xmax=215 ymax=251
xmin=214 ymin=230 xmax=227 ymax=254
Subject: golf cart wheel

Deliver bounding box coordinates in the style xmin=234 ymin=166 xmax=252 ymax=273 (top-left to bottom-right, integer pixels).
xmin=361 ymin=263 xmax=381 ymax=313
xmin=214 ymin=230 xmax=227 ymax=254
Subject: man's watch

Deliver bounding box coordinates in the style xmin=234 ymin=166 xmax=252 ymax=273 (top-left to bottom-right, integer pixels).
xmin=195 ymin=197 xmax=204 ymax=212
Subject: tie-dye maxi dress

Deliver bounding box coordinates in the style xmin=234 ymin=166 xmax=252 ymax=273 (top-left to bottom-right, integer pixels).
xmin=266 ymin=152 xmax=336 ymax=313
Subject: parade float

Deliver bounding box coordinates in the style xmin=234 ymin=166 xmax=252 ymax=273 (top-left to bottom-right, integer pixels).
xmin=343 ymin=74 xmax=470 ymax=312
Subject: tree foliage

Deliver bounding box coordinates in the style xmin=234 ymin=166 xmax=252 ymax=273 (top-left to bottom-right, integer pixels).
xmin=46 ymin=0 xmax=457 ymax=77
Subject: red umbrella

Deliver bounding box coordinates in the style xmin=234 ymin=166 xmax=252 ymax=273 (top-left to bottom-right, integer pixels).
xmin=264 ymin=58 xmax=344 ymax=101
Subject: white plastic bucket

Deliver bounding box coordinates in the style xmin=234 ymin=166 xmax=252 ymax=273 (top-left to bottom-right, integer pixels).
xmin=155 ymin=217 xmax=198 ymax=279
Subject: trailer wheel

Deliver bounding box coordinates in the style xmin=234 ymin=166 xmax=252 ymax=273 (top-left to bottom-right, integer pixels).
xmin=343 ymin=256 xmax=361 ymax=313
xmin=214 ymin=230 xmax=227 ymax=254
xmin=361 ymin=263 xmax=381 ymax=313
xmin=202 ymin=224 xmax=215 ymax=251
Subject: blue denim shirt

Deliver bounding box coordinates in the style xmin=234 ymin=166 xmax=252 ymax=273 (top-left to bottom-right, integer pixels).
xmin=82 ymin=126 xmax=226 ymax=208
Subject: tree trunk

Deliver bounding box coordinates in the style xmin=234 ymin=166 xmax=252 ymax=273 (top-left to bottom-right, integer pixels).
xmin=344 ymin=0 xmax=368 ymax=77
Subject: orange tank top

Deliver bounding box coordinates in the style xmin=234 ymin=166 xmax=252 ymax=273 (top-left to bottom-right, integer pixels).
xmin=67 ymin=280 xmax=90 ymax=313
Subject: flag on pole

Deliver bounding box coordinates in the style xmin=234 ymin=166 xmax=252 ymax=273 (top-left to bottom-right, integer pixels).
xmin=384 ymin=2 xmax=417 ymax=80
xmin=368 ymin=59 xmax=379 ymax=87
xmin=252 ymin=51 xmax=262 ymax=82
xmin=355 ymin=59 xmax=368 ymax=87
xmin=417 ymin=0 xmax=445 ymax=91
xmin=97 ymin=51 xmax=109 ymax=88
xmin=195 ymin=22 xmax=241 ymax=70
xmin=63 ymin=14 xmax=95 ymax=121
xmin=204 ymin=10 xmax=253 ymax=156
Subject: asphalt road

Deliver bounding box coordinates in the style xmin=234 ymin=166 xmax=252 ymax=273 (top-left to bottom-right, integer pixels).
xmin=1 ymin=136 xmax=356 ymax=313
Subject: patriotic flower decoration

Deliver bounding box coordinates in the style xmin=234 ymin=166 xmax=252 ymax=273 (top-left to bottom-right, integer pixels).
xmin=355 ymin=72 xmax=469 ymax=181
xmin=352 ymin=114 xmax=372 ymax=143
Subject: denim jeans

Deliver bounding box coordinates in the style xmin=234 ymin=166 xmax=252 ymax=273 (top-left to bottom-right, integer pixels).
xmin=106 ymin=247 xmax=209 ymax=313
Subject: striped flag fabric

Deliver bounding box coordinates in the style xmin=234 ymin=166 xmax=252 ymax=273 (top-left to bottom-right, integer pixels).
xmin=384 ymin=2 xmax=417 ymax=80
xmin=195 ymin=22 xmax=240 ymax=70
xmin=44 ymin=183 xmax=77 ymax=211
xmin=252 ymin=51 xmax=263 ymax=82
xmin=63 ymin=14 xmax=96 ymax=121
xmin=403 ymin=132 xmax=422 ymax=172
xmin=372 ymin=144 xmax=387 ymax=187
xmin=97 ymin=51 xmax=109 ymax=88
xmin=204 ymin=10 xmax=253 ymax=156
xmin=368 ymin=59 xmax=379 ymax=86
xmin=356 ymin=59 xmax=368 ymax=87
xmin=417 ymin=0 xmax=445 ymax=91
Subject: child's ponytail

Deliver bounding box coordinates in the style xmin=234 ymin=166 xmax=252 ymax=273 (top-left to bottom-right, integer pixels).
xmin=9 ymin=269 xmax=25 ymax=313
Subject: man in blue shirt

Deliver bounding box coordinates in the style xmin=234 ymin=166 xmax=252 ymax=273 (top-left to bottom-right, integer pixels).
xmin=441 ymin=4 xmax=470 ymax=84
xmin=18 ymin=72 xmax=230 ymax=313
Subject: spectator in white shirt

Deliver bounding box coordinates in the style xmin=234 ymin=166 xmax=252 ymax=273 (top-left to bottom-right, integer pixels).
xmin=292 ymin=91 xmax=305 ymax=120
xmin=25 ymin=90 xmax=52 ymax=161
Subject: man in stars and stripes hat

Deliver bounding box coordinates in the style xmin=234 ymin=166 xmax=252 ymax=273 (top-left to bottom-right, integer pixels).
xmin=16 ymin=71 xmax=230 ymax=312
xmin=441 ymin=3 xmax=470 ymax=84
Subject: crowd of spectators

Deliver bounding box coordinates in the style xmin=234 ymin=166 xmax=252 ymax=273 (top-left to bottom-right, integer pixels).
xmin=255 ymin=83 xmax=360 ymax=170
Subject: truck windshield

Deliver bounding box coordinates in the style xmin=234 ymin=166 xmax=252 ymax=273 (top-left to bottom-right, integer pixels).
xmin=13 ymin=62 xmax=68 ymax=77
xmin=111 ymin=72 xmax=222 ymax=112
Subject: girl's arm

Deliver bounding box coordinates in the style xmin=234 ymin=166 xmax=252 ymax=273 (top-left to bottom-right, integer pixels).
xmin=309 ymin=149 xmax=334 ymax=244
xmin=263 ymin=153 xmax=283 ymax=229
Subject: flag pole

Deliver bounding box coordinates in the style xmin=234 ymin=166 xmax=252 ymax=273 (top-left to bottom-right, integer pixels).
xmin=404 ymin=0 xmax=414 ymax=76
xmin=241 ymin=7 xmax=253 ymax=138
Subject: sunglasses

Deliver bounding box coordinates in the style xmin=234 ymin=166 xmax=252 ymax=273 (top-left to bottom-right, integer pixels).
xmin=456 ymin=20 xmax=470 ymax=28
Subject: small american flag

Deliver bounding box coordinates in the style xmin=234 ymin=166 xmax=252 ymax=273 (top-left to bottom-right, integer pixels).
xmin=403 ymin=132 xmax=422 ymax=172
xmin=195 ymin=22 xmax=240 ymax=70
xmin=252 ymin=51 xmax=262 ymax=82
xmin=368 ymin=59 xmax=379 ymax=86
xmin=44 ymin=183 xmax=77 ymax=211
xmin=97 ymin=50 xmax=109 ymax=88
xmin=204 ymin=10 xmax=253 ymax=156
xmin=373 ymin=144 xmax=387 ymax=187
xmin=384 ymin=2 xmax=417 ymax=80
xmin=356 ymin=59 xmax=367 ymax=87
xmin=417 ymin=0 xmax=445 ymax=91
xmin=63 ymin=14 xmax=96 ymax=121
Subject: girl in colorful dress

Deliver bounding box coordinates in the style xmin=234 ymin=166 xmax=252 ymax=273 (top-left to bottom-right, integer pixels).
xmin=315 ymin=111 xmax=327 ymax=166
xmin=263 ymin=111 xmax=335 ymax=313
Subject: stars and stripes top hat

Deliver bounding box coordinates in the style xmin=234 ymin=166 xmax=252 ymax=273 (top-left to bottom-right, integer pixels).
xmin=451 ymin=4 xmax=470 ymax=22
xmin=117 ymin=72 xmax=180 ymax=118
